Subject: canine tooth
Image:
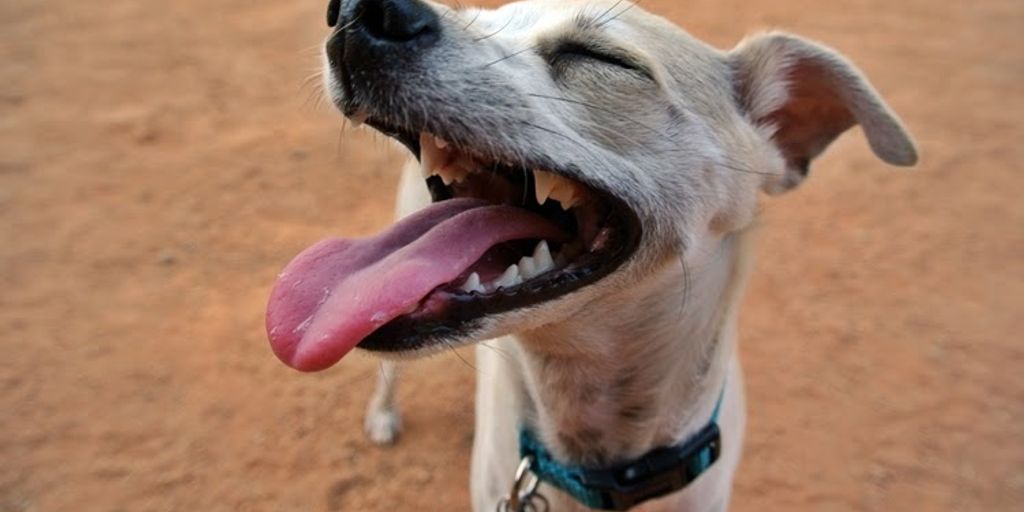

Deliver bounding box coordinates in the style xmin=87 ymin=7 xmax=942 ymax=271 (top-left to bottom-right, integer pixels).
xmin=435 ymin=137 xmax=449 ymax=149
xmin=533 ymin=241 xmax=554 ymax=272
xmin=533 ymin=170 xmax=557 ymax=205
xmin=460 ymin=272 xmax=483 ymax=293
xmin=495 ymin=264 xmax=521 ymax=289
xmin=534 ymin=170 xmax=580 ymax=209
xmin=550 ymin=181 xmax=580 ymax=210
xmin=518 ymin=256 xmax=537 ymax=279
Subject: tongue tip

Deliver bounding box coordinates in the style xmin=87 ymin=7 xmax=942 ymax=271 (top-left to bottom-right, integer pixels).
xmin=266 ymin=298 xmax=358 ymax=373
xmin=287 ymin=348 xmax=349 ymax=373
xmin=266 ymin=323 xmax=355 ymax=373
xmin=265 ymin=237 xmax=354 ymax=372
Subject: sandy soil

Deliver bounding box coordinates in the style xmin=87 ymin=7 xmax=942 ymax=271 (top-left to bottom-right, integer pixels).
xmin=2 ymin=0 xmax=1022 ymax=511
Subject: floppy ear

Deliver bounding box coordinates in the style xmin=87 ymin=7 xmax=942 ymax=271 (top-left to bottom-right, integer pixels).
xmin=729 ymin=32 xmax=918 ymax=194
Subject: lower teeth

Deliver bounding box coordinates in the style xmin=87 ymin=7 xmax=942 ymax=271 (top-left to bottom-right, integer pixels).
xmin=456 ymin=240 xmax=565 ymax=293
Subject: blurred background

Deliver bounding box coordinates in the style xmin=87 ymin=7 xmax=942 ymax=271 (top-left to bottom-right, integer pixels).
xmin=2 ymin=0 xmax=1021 ymax=510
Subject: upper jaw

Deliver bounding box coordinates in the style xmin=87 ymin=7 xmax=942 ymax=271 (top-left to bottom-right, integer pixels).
xmin=339 ymin=103 xmax=611 ymax=201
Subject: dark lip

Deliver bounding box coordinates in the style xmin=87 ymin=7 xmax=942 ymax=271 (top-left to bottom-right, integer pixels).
xmin=347 ymin=114 xmax=644 ymax=354
xmin=363 ymin=117 xmax=422 ymax=158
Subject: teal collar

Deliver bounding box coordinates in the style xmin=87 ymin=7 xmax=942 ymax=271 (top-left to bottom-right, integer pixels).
xmin=518 ymin=383 xmax=726 ymax=511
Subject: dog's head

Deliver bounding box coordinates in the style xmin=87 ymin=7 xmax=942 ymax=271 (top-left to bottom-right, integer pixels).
xmin=266 ymin=0 xmax=916 ymax=371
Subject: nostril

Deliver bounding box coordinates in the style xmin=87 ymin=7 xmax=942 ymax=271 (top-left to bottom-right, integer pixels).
xmin=358 ymin=0 xmax=439 ymax=43
xmin=327 ymin=0 xmax=341 ymax=28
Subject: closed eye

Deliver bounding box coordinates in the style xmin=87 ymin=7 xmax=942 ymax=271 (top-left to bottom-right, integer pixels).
xmin=549 ymin=43 xmax=650 ymax=76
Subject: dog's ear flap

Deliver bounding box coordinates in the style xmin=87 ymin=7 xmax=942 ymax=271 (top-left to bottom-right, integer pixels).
xmin=729 ymin=32 xmax=918 ymax=193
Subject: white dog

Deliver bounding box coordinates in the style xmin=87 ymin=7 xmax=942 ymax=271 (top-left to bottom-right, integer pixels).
xmin=265 ymin=1 xmax=917 ymax=510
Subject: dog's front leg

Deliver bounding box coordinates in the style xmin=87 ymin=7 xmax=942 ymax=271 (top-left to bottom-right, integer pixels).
xmin=364 ymin=360 xmax=402 ymax=444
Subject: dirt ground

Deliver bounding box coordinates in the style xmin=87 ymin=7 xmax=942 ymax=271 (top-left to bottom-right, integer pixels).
xmin=2 ymin=0 xmax=1021 ymax=511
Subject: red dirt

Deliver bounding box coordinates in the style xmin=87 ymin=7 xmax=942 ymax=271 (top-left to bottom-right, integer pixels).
xmin=2 ymin=1 xmax=1021 ymax=511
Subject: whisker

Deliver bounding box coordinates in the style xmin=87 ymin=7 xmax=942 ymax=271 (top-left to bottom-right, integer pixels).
xmin=299 ymin=74 xmax=324 ymax=101
xmin=300 ymin=72 xmax=326 ymax=100
xmin=444 ymin=340 xmax=476 ymax=370
xmin=481 ymin=44 xmax=539 ymax=69
xmin=304 ymin=90 xmax=321 ymax=110
xmin=343 ymin=365 xmax=384 ymax=387
xmin=299 ymin=71 xmax=323 ymax=88
xmin=517 ymin=120 xmax=589 ymax=150
xmin=591 ymin=0 xmax=628 ymax=26
xmin=597 ymin=0 xmax=644 ymax=28
xmin=335 ymin=12 xmax=364 ymax=33
xmin=316 ymin=92 xmax=332 ymax=111
xmin=301 ymin=43 xmax=324 ymax=56
xmin=462 ymin=9 xmax=483 ymax=31
xmin=480 ymin=341 xmax=517 ymax=364
xmin=473 ymin=16 xmax=514 ymax=42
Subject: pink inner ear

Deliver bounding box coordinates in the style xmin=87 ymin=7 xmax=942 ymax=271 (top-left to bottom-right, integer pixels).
xmin=733 ymin=33 xmax=917 ymax=171
xmin=763 ymin=60 xmax=857 ymax=173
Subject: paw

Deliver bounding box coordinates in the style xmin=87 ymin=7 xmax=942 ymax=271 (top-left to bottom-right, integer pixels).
xmin=364 ymin=407 xmax=402 ymax=445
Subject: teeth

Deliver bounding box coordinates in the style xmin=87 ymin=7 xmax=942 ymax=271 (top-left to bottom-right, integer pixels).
xmin=419 ymin=133 xmax=469 ymax=184
xmin=349 ymin=110 xmax=369 ymax=128
xmin=550 ymin=181 xmax=579 ymax=210
xmin=532 ymin=241 xmax=554 ymax=273
xmin=494 ymin=264 xmax=522 ymax=289
xmin=459 ymin=272 xmax=484 ymax=293
xmin=533 ymin=170 xmax=580 ymax=209
xmin=461 ymin=241 xmax=562 ymax=294
xmin=533 ymin=170 xmax=557 ymax=205
xmin=518 ymin=256 xmax=537 ymax=279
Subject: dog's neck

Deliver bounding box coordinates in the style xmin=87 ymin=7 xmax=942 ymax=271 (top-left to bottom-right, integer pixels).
xmin=512 ymin=231 xmax=751 ymax=466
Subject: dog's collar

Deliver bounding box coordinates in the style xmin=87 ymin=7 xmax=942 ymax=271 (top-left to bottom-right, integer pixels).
xmin=517 ymin=382 xmax=725 ymax=511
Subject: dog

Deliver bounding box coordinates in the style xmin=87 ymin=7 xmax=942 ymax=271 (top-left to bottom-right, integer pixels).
xmin=265 ymin=0 xmax=917 ymax=510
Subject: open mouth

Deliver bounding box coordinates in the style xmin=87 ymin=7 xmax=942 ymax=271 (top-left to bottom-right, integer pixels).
xmin=266 ymin=119 xmax=641 ymax=372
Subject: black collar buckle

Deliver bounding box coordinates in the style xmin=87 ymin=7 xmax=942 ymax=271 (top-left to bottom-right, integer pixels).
xmin=580 ymin=423 xmax=722 ymax=510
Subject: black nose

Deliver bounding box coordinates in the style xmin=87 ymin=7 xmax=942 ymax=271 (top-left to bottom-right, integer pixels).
xmin=334 ymin=0 xmax=439 ymax=44
xmin=325 ymin=0 xmax=441 ymax=116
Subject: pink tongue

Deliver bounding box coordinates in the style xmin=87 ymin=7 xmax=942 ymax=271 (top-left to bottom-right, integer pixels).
xmin=266 ymin=198 xmax=566 ymax=372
